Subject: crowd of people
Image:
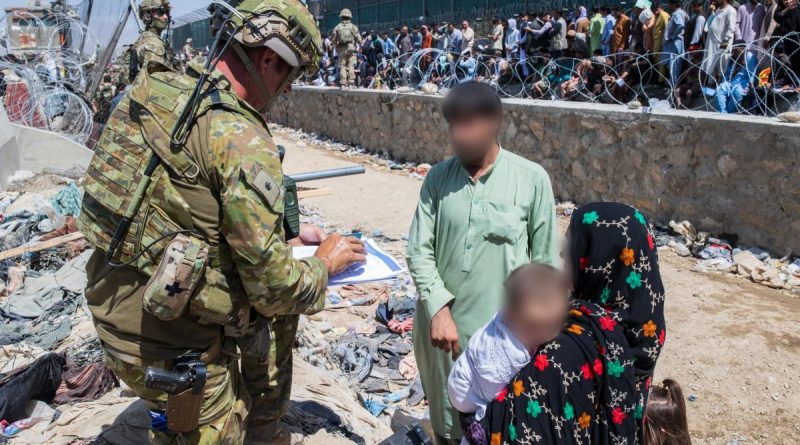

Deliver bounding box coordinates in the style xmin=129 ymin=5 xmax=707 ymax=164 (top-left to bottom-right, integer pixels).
xmin=311 ymin=0 xmax=800 ymax=114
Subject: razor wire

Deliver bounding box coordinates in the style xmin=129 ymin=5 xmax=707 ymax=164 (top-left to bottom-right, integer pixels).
xmin=309 ymin=33 xmax=800 ymax=117
xmin=0 ymin=3 xmax=118 ymax=146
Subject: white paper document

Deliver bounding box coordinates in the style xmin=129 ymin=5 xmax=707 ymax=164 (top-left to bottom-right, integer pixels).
xmin=292 ymin=238 xmax=404 ymax=285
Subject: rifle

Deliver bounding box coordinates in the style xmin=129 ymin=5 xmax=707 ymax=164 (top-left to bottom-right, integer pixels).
xmin=278 ymin=145 xmax=365 ymax=240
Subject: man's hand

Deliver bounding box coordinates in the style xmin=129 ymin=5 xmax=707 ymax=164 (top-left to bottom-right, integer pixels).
xmin=430 ymin=305 xmax=460 ymax=360
xmin=288 ymin=224 xmax=329 ymax=247
xmin=314 ymin=233 xmax=366 ymax=275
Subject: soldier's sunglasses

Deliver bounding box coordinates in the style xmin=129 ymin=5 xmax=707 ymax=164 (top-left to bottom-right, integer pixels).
xmin=152 ymin=8 xmax=169 ymax=17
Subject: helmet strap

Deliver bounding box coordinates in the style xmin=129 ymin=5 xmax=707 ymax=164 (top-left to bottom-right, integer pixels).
xmin=232 ymin=42 xmax=275 ymax=114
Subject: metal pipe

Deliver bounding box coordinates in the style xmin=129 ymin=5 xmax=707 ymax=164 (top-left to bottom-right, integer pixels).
xmin=290 ymin=166 xmax=366 ymax=182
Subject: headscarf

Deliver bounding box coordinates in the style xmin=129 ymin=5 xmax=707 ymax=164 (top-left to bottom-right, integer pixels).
xmin=579 ymin=6 xmax=588 ymax=19
xmin=567 ymin=202 xmax=666 ymax=392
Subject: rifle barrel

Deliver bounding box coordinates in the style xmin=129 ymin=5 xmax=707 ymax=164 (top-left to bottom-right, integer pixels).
xmin=291 ymin=166 xmax=366 ymax=182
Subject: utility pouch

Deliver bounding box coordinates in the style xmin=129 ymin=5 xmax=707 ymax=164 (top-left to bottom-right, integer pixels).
xmin=143 ymin=234 xmax=209 ymax=321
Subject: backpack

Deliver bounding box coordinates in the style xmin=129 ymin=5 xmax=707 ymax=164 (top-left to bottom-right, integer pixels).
xmin=337 ymin=24 xmax=356 ymax=45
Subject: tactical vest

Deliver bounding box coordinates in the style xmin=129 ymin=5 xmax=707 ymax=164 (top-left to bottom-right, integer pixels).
xmin=78 ymin=61 xmax=263 ymax=336
xmin=336 ymin=23 xmax=357 ymax=47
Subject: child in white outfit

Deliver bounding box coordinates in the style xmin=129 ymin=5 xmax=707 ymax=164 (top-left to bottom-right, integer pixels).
xmin=447 ymin=264 xmax=568 ymax=444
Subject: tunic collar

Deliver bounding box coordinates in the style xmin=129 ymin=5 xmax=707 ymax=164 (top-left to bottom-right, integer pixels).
xmin=459 ymin=145 xmax=505 ymax=183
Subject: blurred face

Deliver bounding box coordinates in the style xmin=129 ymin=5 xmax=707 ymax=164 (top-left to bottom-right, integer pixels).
xmin=505 ymin=281 xmax=569 ymax=348
xmin=448 ymin=114 xmax=500 ymax=165
xmin=402 ymin=26 xmax=409 ymax=34
xmin=462 ymin=21 xmax=469 ymax=29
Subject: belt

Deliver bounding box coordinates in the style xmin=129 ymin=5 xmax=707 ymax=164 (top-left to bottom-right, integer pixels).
xmin=103 ymin=336 xmax=223 ymax=369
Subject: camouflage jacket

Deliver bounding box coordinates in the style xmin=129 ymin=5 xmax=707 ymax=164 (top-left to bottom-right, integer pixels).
xmin=136 ymin=29 xmax=169 ymax=68
xmin=79 ymin=59 xmax=328 ymax=359
xmin=332 ymin=21 xmax=362 ymax=51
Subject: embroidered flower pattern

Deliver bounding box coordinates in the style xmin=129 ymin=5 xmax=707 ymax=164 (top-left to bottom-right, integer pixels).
xmin=568 ymin=324 xmax=584 ymax=335
xmin=578 ymin=412 xmax=592 ymax=429
xmin=526 ymin=400 xmax=542 ymax=417
xmin=534 ymin=354 xmax=549 ymax=371
xmin=643 ymin=320 xmax=657 ymax=337
xmin=513 ymin=379 xmax=525 ymax=397
xmin=626 ymin=271 xmax=642 ymax=289
xmin=620 ymin=248 xmax=635 ymax=266
xmin=564 ymin=402 xmax=575 ymax=420
xmin=484 ymin=205 xmax=666 ymax=444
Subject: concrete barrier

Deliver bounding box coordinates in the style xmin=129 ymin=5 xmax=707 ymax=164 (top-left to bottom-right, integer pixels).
xmin=0 ymin=104 xmax=93 ymax=190
xmin=269 ymin=86 xmax=800 ymax=254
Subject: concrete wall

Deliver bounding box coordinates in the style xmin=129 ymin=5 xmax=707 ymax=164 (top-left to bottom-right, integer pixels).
xmin=270 ymin=86 xmax=800 ymax=254
xmin=0 ymin=104 xmax=93 ymax=190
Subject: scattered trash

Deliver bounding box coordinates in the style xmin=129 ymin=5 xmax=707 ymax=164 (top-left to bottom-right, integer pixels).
xmin=688 ymin=394 xmax=698 ymax=402
xmin=733 ymin=251 xmax=786 ymax=289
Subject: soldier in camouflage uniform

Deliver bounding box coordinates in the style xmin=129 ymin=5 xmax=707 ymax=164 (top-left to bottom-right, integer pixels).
xmin=121 ymin=0 xmax=173 ymax=84
xmin=332 ymin=8 xmax=362 ymax=88
xmin=78 ymin=1 xmax=366 ymax=444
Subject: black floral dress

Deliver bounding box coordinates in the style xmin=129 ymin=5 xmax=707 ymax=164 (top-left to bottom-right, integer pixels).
xmin=478 ymin=203 xmax=667 ymax=445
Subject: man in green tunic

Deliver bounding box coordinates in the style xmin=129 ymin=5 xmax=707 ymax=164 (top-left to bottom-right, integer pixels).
xmin=406 ymin=81 xmax=559 ymax=444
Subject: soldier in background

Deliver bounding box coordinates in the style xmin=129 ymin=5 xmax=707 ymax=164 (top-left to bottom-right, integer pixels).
xmin=121 ymin=0 xmax=174 ymax=84
xmin=183 ymin=38 xmax=195 ymax=60
xmin=332 ymin=8 xmax=362 ymax=88
xmin=77 ymin=0 xmax=365 ymax=443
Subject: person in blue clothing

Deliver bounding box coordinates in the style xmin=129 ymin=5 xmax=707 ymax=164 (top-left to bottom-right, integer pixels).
xmin=714 ymin=40 xmax=758 ymax=113
xmin=662 ymin=0 xmax=689 ymax=86
xmin=458 ymin=48 xmax=478 ymax=82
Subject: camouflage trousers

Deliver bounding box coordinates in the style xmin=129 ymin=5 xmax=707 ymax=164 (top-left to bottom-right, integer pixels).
xmin=238 ymin=314 xmax=299 ymax=445
xmin=105 ymin=347 xmax=250 ymax=445
xmin=338 ymin=49 xmax=356 ymax=87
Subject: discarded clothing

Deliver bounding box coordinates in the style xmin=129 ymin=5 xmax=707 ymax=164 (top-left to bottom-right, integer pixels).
xmin=49 ymin=183 xmax=83 ymax=217
xmin=0 ymin=343 xmax=47 ymax=376
xmin=1 ymin=250 xmax=90 ymax=319
xmin=387 ymin=317 xmax=413 ymax=334
xmin=54 ymin=360 xmax=119 ymax=404
xmin=11 ymin=392 xmax=149 ymax=445
xmin=0 ymin=353 xmax=64 ymax=422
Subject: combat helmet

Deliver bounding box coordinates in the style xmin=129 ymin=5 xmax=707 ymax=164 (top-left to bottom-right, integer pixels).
xmin=139 ymin=0 xmax=171 ymax=31
xmin=211 ymin=0 xmax=322 ymax=74
xmin=340 ymin=8 xmax=352 ymax=19
xmin=209 ymin=0 xmax=323 ymax=112
xmin=139 ymin=0 xmax=171 ymax=17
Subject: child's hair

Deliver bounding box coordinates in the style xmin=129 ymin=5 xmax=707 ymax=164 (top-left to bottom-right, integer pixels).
xmin=645 ymin=379 xmax=692 ymax=445
xmin=504 ymin=263 xmax=567 ymax=307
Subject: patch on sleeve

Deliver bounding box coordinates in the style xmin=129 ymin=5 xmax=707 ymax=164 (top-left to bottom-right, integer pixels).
xmin=246 ymin=165 xmax=283 ymax=211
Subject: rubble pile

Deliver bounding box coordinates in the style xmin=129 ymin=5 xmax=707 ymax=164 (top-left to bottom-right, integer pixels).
xmin=0 ymin=174 xmax=422 ymax=444
xmin=0 ymin=174 xmax=143 ymax=443
xmin=656 ymin=220 xmax=800 ymax=290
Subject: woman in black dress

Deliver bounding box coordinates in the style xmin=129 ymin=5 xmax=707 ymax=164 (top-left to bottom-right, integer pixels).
xmin=474 ymin=203 xmax=667 ymax=445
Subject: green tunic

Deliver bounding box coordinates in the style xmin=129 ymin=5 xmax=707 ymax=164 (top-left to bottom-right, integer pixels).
xmin=406 ymin=148 xmax=559 ymax=439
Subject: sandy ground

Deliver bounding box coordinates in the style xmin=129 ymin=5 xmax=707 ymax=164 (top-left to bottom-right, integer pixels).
xmin=276 ymin=126 xmax=800 ymax=445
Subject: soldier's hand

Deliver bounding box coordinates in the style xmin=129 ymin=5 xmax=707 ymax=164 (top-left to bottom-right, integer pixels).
xmin=314 ymin=233 xmax=366 ymax=275
xmin=288 ymin=224 xmax=329 ymax=247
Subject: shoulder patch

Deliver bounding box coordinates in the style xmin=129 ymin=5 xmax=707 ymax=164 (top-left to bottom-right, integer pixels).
xmin=247 ymin=165 xmax=283 ymax=211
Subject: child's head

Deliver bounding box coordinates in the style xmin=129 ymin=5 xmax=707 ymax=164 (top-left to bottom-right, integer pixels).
xmin=503 ymin=263 xmax=569 ymax=348
xmin=645 ymin=379 xmax=692 ymax=445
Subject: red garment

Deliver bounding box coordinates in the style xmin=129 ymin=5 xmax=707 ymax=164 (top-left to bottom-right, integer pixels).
xmin=422 ymin=33 xmax=433 ymax=49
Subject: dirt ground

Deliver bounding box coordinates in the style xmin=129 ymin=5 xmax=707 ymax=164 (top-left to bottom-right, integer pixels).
xmin=276 ymin=126 xmax=800 ymax=445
